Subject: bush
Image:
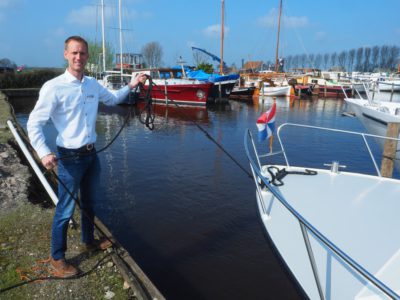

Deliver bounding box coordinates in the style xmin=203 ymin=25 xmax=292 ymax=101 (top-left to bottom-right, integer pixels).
xmin=0 ymin=69 xmax=62 ymax=89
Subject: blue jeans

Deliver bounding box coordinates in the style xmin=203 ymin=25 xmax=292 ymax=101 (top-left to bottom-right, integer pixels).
xmin=51 ymin=147 xmax=101 ymax=260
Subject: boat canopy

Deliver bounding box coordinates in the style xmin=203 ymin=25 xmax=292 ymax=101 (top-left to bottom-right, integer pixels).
xmin=186 ymin=69 xmax=239 ymax=83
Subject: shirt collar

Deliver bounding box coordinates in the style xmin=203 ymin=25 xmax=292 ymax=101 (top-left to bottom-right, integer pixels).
xmin=64 ymin=69 xmax=86 ymax=83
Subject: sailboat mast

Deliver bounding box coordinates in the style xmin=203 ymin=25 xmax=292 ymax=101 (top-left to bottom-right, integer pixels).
xmin=220 ymin=0 xmax=225 ymax=75
xmin=101 ymin=0 xmax=106 ymax=73
xmin=274 ymin=0 xmax=282 ymax=72
xmin=118 ymin=0 xmax=123 ymax=77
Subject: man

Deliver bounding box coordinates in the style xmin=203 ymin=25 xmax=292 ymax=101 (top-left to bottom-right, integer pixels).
xmin=27 ymin=36 xmax=147 ymax=278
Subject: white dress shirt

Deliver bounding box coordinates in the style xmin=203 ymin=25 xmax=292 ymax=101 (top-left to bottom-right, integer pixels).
xmin=27 ymin=70 xmax=131 ymax=159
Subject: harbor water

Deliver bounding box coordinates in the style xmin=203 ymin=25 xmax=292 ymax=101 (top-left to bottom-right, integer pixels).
xmin=12 ymin=94 xmax=400 ymax=300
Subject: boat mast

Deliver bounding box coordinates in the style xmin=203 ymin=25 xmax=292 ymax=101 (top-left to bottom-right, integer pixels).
xmin=220 ymin=0 xmax=225 ymax=75
xmin=101 ymin=0 xmax=106 ymax=73
xmin=118 ymin=0 xmax=123 ymax=78
xmin=274 ymin=0 xmax=282 ymax=72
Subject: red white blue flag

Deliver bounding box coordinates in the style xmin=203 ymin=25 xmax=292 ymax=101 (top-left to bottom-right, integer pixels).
xmin=256 ymin=102 xmax=276 ymax=142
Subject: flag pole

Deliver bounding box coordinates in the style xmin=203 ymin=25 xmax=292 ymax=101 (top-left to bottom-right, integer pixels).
xmin=269 ymin=97 xmax=277 ymax=152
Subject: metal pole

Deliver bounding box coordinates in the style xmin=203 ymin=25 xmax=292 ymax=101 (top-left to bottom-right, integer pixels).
xmin=390 ymin=83 xmax=394 ymax=102
xmin=101 ymin=0 xmax=106 ymax=73
xmin=220 ymin=0 xmax=225 ymax=75
xmin=275 ymin=0 xmax=282 ymax=72
xmin=7 ymin=120 xmax=58 ymax=205
xmin=119 ymin=0 xmax=123 ymax=79
xmin=300 ymin=222 xmax=326 ymax=300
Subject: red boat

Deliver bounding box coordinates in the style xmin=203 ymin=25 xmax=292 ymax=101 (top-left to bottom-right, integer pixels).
xmin=311 ymin=84 xmax=352 ymax=98
xmin=133 ymin=68 xmax=214 ymax=107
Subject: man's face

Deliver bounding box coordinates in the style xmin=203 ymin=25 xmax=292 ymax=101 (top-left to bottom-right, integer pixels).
xmin=64 ymin=40 xmax=89 ymax=74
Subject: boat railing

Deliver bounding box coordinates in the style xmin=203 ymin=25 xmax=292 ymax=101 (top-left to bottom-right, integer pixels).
xmin=244 ymin=125 xmax=400 ymax=300
xmin=282 ymin=123 xmax=400 ymax=177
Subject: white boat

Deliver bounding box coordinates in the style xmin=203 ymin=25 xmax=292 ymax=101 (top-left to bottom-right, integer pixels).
xmin=373 ymin=79 xmax=400 ymax=92
xmin=259 ymin=82 xmax=292 ymax=96
xmin=344 ymin=91 xmax=400 ymax=170
xmin=244 ymin=123 xmax=400 ymax=299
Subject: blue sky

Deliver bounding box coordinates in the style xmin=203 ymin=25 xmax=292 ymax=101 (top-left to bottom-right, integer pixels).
xmin=1 ymin=0 xmax=399 ymax=69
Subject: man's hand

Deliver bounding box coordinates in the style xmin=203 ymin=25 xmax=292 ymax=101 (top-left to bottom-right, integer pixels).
xmin=42 ymin=153 xmax=57 ymax=170
xmin=129 ymin=73 xmax=148 ymax=89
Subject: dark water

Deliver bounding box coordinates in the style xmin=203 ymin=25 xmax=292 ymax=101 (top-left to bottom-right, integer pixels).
xmin=11 ymin=95 xmax=398 ymax=300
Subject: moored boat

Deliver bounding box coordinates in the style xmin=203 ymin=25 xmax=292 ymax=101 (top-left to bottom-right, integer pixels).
xmin=132 ymin=68 xmax=213 ymax=107
xmin=259 ymin=81 xmax=293 ymax=96
xmin=186 ymin=69 xmax=239 ymax=99
xmin=245 ymin=123 xmax=400 ymax=299
xmin=344 ymin=93 xmax=400 ymax=170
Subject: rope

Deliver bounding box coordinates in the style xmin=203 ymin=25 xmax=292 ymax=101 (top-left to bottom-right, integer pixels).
xmin=148 ymin=80 xmax=253 ymax=178
xmin=0 ymin=252 xmax=112 ymax=293
xmin=267 ymin=166 xmax=317 ymax=186
xmin=138 ymin=75 xmax=155 ymax=130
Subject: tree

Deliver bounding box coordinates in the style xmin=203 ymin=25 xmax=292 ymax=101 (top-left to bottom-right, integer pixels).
xmin=371 ymin=46 xmax=380 ymax=71
xmin=337 ymin=51 xmax=347 ymax=71
xmin=141 ymin=42 xmax=163 ymax=68
xmin=0 ymin=58 xmax=17 ymax=69
xmin=355 ymin=47 xmax=364 ymax=71
xmin=292 ymin=55 xmax=299 ymax=69
xmin=363 ymin=47 xmax=371 ymax=72
xmin=196 ymin=63 xmax=213 ymax=74
xmin=300 ymin=54 xmax=307 ymax=68
xmin=85 ymin=39 xmax=114 ymax=75
xmin=314 ymin=54 xmax=322 ymax=69
xmin=286 ymin=55 xmax=293 ymax=70
xmin=380 ymin=45 xmax=389 ymax=70
xmin=193 ymin=51 xmax=209 ymax=66
xmin=387 ymin=45 xmax=400 ymax=70
xmin=330 ymin=52 xmax=337 ymax=69
xmin=323 ymin=53 xmax=329 ymax=70
xmin=308 ymin=54 xmax=315 ymax=68
xmin=348 ymin=49 xmax=355 ymax=72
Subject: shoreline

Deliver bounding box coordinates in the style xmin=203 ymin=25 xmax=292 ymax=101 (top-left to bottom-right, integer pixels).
xmin=0 ymin=91 xmax=164 ymax=299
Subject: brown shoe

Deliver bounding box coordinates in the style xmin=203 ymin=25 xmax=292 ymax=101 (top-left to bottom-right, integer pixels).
xmin=84 ymin=237 xmax=113 ymax=252
xmin=49 ymin=257 xmax=78 ymax=278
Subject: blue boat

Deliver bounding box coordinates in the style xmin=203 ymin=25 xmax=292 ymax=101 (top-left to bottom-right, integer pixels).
xmin=186 ymin=69 xmax=239 ymax=100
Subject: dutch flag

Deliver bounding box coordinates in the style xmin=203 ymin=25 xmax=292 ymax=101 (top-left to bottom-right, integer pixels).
xmin=256 ymin=102 xmax=276 ymax=143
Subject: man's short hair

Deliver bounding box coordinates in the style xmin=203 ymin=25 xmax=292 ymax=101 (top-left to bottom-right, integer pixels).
xmin=64 ymin=36 xmax=89 ymax=51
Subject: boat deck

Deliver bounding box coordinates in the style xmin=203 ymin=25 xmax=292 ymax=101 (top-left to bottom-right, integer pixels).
xmin=260 ymin=165 xmax=400 ymax=299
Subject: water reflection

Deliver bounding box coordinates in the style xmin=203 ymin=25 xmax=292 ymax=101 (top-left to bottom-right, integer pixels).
xmin=11 ymin=94 xmax=399 ymax=300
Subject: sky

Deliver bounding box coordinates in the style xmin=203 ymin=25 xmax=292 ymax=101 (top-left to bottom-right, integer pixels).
xmin=1 ymin=0 xmax=400 ymax=69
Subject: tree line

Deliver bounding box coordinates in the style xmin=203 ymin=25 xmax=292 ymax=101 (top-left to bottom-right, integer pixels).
xmin=282 ymin=44 xmax=399 ymax=73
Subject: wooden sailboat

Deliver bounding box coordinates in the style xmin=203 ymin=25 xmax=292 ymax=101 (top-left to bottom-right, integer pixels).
xmin=258 ymin=0 xmax=293 ymax=97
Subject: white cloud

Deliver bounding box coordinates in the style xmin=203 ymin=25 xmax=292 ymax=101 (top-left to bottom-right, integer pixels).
xmin=66 ymin=5 xmax=97 ymax=27
xmin=315 ymin=31 xmax=327 ymax=41
xmin=258 ymin=8 xmax=308 ymax=29
xmin=0 ymin=0 xmax=24 ymax=9
xmin=202 ymin=24 xmax=230 ymax=38
xmin=66 ymin=4 xmax=143 ymax=28
xmin=0 ymin=0 xmax=14 ymax=8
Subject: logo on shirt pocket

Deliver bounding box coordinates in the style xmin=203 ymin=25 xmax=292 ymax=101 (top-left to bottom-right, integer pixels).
xmin=86 ymin=94 xmax=96 ymax=102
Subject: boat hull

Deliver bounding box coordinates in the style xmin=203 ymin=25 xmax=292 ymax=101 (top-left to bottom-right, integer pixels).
xmin=229 ymin=86 xmax=256 ymax=99
xmin=345 ymin=97 xmax=400 ymax=170
xmin=209 ymin=80 xmax=238 ymax=99
xmin=260 ymin=85 xmax=292 ymax=96
xmin=140 ymin=82 xmax=213 ymax=107
xmin=312 ymin=85 xmax=352 ymax=98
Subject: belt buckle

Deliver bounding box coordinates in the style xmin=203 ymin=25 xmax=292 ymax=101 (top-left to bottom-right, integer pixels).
xmin=86 ymin=143 xmax=94 ymax=151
